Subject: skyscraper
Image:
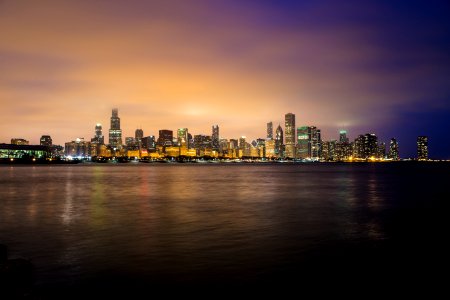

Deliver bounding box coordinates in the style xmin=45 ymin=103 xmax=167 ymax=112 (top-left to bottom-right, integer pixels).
xmin=417 ymin=136 xmax=428 ymax=160
xmin=93 ymin=124 xmax=104 ymax=145
xmin=157 ymin=130 xmax=173 ymax=146
xmin=388 ymin=138 xmax=399 ymax=160
xmin=212 ymin=125 xmax=219 ymax=150
xmin=275 ymin=125 xmax=284 ymax=157
xmin=267 ymin=122 xmax=273 ymax=140
xmin=339 ymin=130 xmax=349 ymax=143
xmin=296 ymin=126 xmax=309 ymax=159
xmin=135 ymin=128 xmax=144 ymax=146
xmin=40 ymin=135 xmax=52 ymax=147
xmin=108 ymin=108 xmax=122 ymax=148
xmin=284 ymin=113 xmax=296 ymax=158
xmin=177 ymin=128 xmax=188 ymax=147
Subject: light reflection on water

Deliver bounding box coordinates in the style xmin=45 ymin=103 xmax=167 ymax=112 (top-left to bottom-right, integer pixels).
xmin=0 ymin=163 xmax=448 ymax=294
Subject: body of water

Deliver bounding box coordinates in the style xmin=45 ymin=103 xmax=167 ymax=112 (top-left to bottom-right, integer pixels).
xmin=0 ymin=163 xmax=448 ymax=297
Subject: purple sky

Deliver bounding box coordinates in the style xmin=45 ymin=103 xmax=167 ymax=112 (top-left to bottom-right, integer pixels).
xmin=1 ymin=0 xmax=449 ymax=158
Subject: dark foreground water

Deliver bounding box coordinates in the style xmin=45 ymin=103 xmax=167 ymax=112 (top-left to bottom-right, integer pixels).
xmin=1 ymin=163 xmax=449 ymax=297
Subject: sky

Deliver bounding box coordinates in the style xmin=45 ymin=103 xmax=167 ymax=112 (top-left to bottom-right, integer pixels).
xmin=1 ymin=0 xmax=449 ymax=158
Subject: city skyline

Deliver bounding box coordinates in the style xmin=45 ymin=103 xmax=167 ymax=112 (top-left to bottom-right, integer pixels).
xmin=1 ymin=1 xmax=449 ymax=158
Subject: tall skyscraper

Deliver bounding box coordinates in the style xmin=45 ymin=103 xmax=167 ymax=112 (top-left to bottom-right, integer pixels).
xmin=108 ymin=108 xmax=122 ymax=148
xmin=417 ymin=136 xmax=428 ymax=160
xmin=212 ymin=125 xmax=219 ymax=150
xmin=135 ymin=128 xmax=144 ymax=146
xmin=388 ymin=138 xmax=399 ymax=160
xmin=40 ymin=135 xmax=52 ymax=146
xmin=275 ymin=125 xmax=284 ymax=157
xmin=177 ymin=128 xmax=188 ymax=147
xmin=339 ymin=130 xmax=349 ymax=143
xmin=267 ymin=122 xmax=273 ymax=140
xmin=284 ymin=113 xmax=296 ymax=158
xmin=297 ymin=126 xmax=309 ymax=159
xmin=90 ymin=123 xmax=104 ymax=145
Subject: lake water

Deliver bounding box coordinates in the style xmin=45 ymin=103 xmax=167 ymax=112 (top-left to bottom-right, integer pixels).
xmin=0 ymin=163 xmax=448 ymax=297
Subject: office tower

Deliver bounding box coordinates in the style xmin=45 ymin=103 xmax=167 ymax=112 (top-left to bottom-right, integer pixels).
xmin=310 ymin=127 xmax=320 ymax=160
xmin=378 ymin=142 xmax=386 ymax=159
xmin=229 ymin=139 xmax=238 ymax=149
xmin=65 ymin=138 xmax=91 ymax=158
xmin=284 ymin=113 xmax=296 ymax=158
xmin=108 ymin=108 xmax=122 ymax=148
xmin=177 ymin=128 xmax=188 ymax=147
xmin=135 ymin=129 xmax=144 ymax=146
xmin=40 ymin=135 xmax=52 ymax=147
xmin=364 ymin=133 xmax=378 ymax=159
xmin=141 ymin=136 xmax=156 ymax=150
xmin=212 ymin=125 xmax=219 ymax=150
xmin=322 ymin=140 xmax=337 ymax=161
xmin=157 ymin=130 xmax=173 ymax=146
xmin=267 ymin=122 xmax=273 ymax=140
xmin=297 ymin=126 xmax=309 ymax=159
xmin=265 ymin=139 xmax=276 ymax=158
xmin=194 ymin=134 xmax=212 ymax=149
xmin=275 ymin=125 xmax=284 ymax=157
xmin=239 ymin=136 xmax=246 ymax=149
xmin=95 ymin=124 xmax=104 ymax=145
xmin=417 ymin=136 xmax=428 ymax=160
xmin=339 ymin=130 xmax=349 ymax=143
xmin=388 ymin=138 xmax=399 ymax=160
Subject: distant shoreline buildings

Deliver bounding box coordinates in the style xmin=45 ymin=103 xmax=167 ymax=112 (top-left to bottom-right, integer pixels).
xmin=0 ymin=108 xmax=436 ymax=162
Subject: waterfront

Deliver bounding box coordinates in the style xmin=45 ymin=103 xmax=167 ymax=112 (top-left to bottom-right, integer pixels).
xmin=0 ymin=163 xmax=448 ymax=297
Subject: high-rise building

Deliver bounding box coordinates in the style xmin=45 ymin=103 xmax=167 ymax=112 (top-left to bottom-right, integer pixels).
xmin=267 ymin=122 xmax=273 ymax=140
xmin=417 ymin=136 xmax=428 ymax=160
xmin=95 ymin=124 xmax=104 ymax=145
xmin=339 ymin=130 xmax=349 ymax=143
xmin=378 ymin=142 xmax=386 ymax=159
xmin=11 ymin=138 xmax=29 ymax=145
xmin=65 ymin=138 xmax=91 ymax=158
xmin=142 ymin=136 xmax=156 ymax=151
xmin=239 ymin=136 xmax=246 ymax=149
xmin=284 ymin=113 xmax=296 ymax=158
xmin=275 ymin=125 xmax=284 ymax=157
xmin=157 ymin=130 xmax=173 ymax=146
xmin=296 ymin=126 xmax=309 ymax=159
xmin=135 ymin=128 xmax=144 ymax=146
xmin=40 ymin=135 xmax=52 ymax=147
xmin=388 ymin=138 xmax=399 ymax=160
xmin=212 ymin=125 xmax=219 ymax=150
xmin=354 ymin=133 xmax=378 ymax=159
xmin=108 ymin=108 xmax=122 ymax=148
xmin=177 ymin=128 xmax=188 ymax=147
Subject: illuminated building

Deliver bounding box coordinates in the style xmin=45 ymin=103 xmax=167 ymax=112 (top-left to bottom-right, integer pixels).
xmin=229 ymin=139 xmax=238 ymax=150
xmin=212 ymin=125 xmax=219 ymax=150
xmin=297 ymin=126 xmax=309 ymax=159
xmin=339 ymin=130 xmax=349 ymax=143
xmin=388 ymin=138 xmax=399 ymax=160
xmin=142 ymin=136 xmax=156 ymax=151
xmin=354 ymin=133 xmax=378 ymax=159
xmin=65 ymin=138 xmax=91 ymax=158
xmin=239 ymin=136 xmax=246 ymax=150
xmin=417 ymin=136 xmax=428 ymax=160
xmin=275 ymin=125 xmax=284 ymax=157
xmin=194 ymin=134 xmax=211 ymax=150
xmin=11 ymin=138 xmax=29 ymax=145
xmin=108 ymin=108 xmax=122 ymax=148
xmin=284 ymin=113 xmax=296 ymax=158
xmin=135 ymin=129 xmax=144 ymax=146
xmin=0 ymin=144 xmax=50 ymax=160
xmin=378 ymin=142 xmax=386 ymax=159
xmin=177 ymin=128 xmax=188 ymax=147
xmin=265 ymin=139 xmax=276 ymax=158
xmin=322 ymin=140 xmax=336 ymax=161
xmin=267 ymin=122 xmax=273 ymax=140
xmin=157 ymin=130 xmax=173 ymax=146
xmin=40 ymin=135 xmax=52 ymax=146
xmin=93 ymin=124 xmax=104 ymax=145
xmin=311 ymin=127 xmax=321 ymax=160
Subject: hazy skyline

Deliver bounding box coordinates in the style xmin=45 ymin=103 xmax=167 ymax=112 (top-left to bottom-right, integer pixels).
xmin=1 ymin=0 xmax=449 ymax=158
